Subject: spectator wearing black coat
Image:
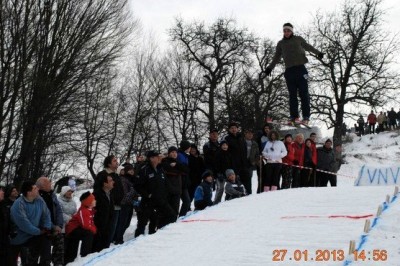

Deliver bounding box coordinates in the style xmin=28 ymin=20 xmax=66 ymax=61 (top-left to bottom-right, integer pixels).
xmin=244 ymin=129 xmax=260 ymax=194
xmin=114 ymin=164 xmax=139 ymax=245
xmin=4 ymin=185 xmax=18 ymax=209
xmin=177 ymin=141 xmax=192 ymax=217
xmin=162 ymin=146 xmax=189 ymax=217
xmin=388 ymin=107 xmax=397 ymax=130
xmin=194 ymin=171 xmax=214 ymax=211
xmin=94 ymin=155 xmax=124 ymax=245
xmin=36 ymin=177 xmax=65 ymax=266
xmin=134 ymin=150 xmax=176 ymax=236
xmin=92 ymin=172 xmax=114 ymax=252
xmin=188 ymin=144 xmax=206 ymax=202
xmin=224 ymin=122 xmax=251 ymax=194
xmin=213 ymin=140 xmax=233 ymax=204
xmin=0 ymin=185 xmax=9 ymax=266
xmin=256 ymin=123 xmax=271 ymax=193
xmin=203 ymin=129 xmax=220 ymax=174
xmin=357 ymin=115 xmax=365 ymax=135
xmin=317 ymin=139 xmax=337 ymax=187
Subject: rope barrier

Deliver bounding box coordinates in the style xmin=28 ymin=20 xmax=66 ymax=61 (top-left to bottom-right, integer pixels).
xmin=259 ymin=156 xmax=356 ymax=179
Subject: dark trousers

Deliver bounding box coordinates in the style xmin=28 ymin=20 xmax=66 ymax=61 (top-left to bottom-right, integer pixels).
xmin=240 ymin=168 xmax=252 ymax=194
xmin=256 ymin=165 xmax=263 ymax=193
xmin=157 ymin=203 xmax=177 ymax=229
xmin=8 ymin=235 xmax=50 ymax=266
xmin=179 ymin=189 xmax=191 ymax=217
xmin=64 ymin=228 xmax=94 ymax=264
xmin=318 ymin=172 xmax=337 ymax=187
xmin=92 ymin=229 xmax=111 ymax=253
xmin=263 ymin=163 xmax=282 ymax=188
xmin=167 ymin=193 xmax=181 ymax=216
xmin=284 ymin=65 xmax=310 ymax=119
xmin=47 ymin=233 xmax=64 ymax=266
xmin=281 ymin=165 xmax=292 ymax=189
xmin=114 ymin=204 xmax=134 ymax=244
xmin=300 ymin=168 xmax=312 ymax=187
xmin=134 ymin=202 xmax=158 ymax=237
xmin=109 ymin=209 xmax=120 ymax=243
xmin=291 ymin=167 xmax=301 ymax=188
xmin=368 ymin=124 xmax=375 ymax=134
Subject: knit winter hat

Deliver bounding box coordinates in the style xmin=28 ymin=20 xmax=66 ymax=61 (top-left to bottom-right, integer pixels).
xmin=201 ymin=170 xmax=213 ymax=180
xmin=179 ymin=140 xmax=191 ymax=151
xmin=283 ymin=22 xmax=293 ymax=32
xmin=80 ymin=191 xmax=95 ymax=207
xmin=60 ymin=186 xmax=73 ymax=196
xmin=325 ymin=139 xmax=332 ymax=144
xmin=168 ymin=146 xmax=178 ymax=154
xmin=225 ymin=169 xmax=235 ymax=178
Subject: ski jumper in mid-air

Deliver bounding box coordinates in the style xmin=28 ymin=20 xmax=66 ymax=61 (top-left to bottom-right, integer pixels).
xmin=265 ymin=22 xmax=324 ymax=125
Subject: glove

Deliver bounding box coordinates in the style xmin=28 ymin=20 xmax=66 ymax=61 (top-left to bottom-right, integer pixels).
xmin=265 ymin=67 xmax=272 ymax=76
xmin=317 ymin=53 xmax=324 ymax=59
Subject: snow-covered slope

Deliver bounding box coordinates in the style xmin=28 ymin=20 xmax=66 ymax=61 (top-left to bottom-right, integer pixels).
xmin=69 ymin=131 xmax=400 ymax=266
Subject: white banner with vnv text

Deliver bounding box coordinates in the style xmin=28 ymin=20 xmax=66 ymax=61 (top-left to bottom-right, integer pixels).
xmin=355 ymin=165 xmax=400 ymax=186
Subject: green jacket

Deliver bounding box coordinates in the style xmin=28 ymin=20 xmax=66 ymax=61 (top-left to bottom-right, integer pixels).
xmin=268 ymin=35 xmax=321 ymax=69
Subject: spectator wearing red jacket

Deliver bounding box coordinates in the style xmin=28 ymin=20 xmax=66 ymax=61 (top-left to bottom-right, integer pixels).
xmin=65 ymin=192 xmax=97 ymax=264
xmin=281 ymin=134 xmax=295 ymax=189
xmin=367 ymin=110 xmax=377 ymax=134
xmin=291 ymin=133 xmax=305 ymax=188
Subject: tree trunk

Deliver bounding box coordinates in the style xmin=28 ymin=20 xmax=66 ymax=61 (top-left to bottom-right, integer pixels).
xmin=209 ymin=83 xmax=216 ymax=129
xmin=333 ymin=104 xmax=344 ymax=172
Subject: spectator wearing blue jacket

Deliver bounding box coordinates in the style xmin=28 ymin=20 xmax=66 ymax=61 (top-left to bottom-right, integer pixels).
xmin=9 ymin=180 xmax=52 ymax=266
xmin=194 ymin=171 xmax=214 ymax=211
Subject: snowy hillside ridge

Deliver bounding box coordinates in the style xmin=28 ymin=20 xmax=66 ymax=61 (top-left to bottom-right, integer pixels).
xmin=338 ymin=131 xmax=400 ymax=184
xmin=342 ymin=131 xmax=400 ymax=166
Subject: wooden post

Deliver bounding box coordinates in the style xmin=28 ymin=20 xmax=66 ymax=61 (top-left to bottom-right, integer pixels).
xmin=386 ymin=195 xmax=390 ymax=204
xmin=349 ymin=240 xmax=356 ymax=255
xmin=394 ymin=186 xmax=399 ymax=196
xmin=363 ymin=219 xmax=371 ymax=233
xmin=376 ymin=205 xmax=383 ymax=217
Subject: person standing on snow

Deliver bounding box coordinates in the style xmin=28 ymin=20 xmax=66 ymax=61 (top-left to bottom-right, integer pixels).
xmin=367 ymin=110 xmax=377 ymax=134
xmin=264 ymin=23 xmax=324 ymax=125
xmin=261 ymin=130 xmax=287 ymax=191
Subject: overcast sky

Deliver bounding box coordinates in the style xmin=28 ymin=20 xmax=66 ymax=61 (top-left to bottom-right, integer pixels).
xmin=127 ymin=0 xmax=399 ymax=136
xmin=129 ymin=0 xmax=399 ymax=49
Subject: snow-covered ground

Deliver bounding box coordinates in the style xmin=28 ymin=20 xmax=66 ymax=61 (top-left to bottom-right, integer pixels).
xmin=69 ymin=131 xmax=400 ymax=266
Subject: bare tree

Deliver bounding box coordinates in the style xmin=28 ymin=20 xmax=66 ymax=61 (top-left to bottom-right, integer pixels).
xmin=158 ymin=50 xmax=205 ymax=144
xmin=0 ymin=0 xmax=134 ymax=187
xmin=240 ymin=39 xmax=288 ymax=129
xmin=170 ymin=18 xmax=256 ymax=129
xmin=306 ymin=0 xmax=398 ymax=166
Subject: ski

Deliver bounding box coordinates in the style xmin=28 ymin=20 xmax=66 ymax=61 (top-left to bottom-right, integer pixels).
xmin=267 ymin=120 xmax=312 ymax=129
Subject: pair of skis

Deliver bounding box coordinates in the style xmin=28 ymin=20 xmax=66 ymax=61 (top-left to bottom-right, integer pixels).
xmin=267 ymin=120 xmax=312 ymax=129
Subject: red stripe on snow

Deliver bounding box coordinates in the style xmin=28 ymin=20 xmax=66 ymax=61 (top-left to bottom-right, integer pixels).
xmin=281 ymin=214 xmax=374 ymax=219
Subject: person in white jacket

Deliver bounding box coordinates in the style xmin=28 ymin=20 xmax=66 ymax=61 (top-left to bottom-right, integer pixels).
xmin=58 ymin=186 xmax=77 ymax=233
xmin=262 ymin=130 xmax=287 ymax=191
